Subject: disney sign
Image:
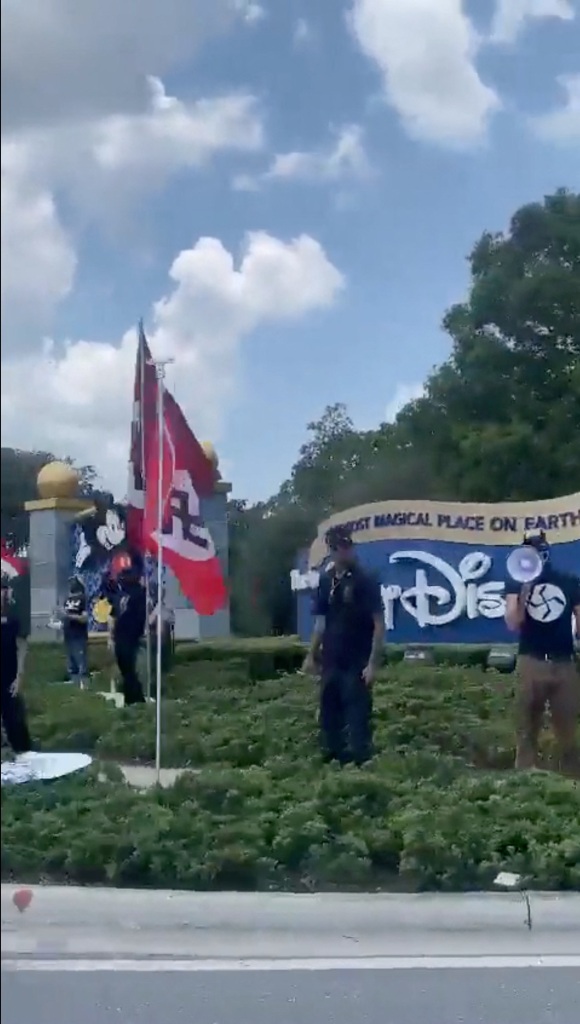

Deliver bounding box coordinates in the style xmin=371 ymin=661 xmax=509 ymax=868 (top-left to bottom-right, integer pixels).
xmin=381 ymin=550 xmax=505 ymax=629
xmin=290 ymin=549 xmax=506 ymax=631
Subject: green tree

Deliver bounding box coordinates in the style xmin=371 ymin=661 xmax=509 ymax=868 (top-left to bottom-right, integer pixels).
xmin=1 ymin=448 xmax=103 ymax=549
xmin=400 ymin=189 xmax=580 ymax=501
xmin=229 ymin=189 xmax=579 ymax=635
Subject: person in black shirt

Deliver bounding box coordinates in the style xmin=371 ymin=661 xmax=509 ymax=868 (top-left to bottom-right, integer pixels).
xmin=109 ymin=565 xmax=147 ymax=705
xmin=62 ymin=576 xmax=89 ymax=688
xmin=505 ymin=530 xmax=580 ymax=777
xmin=303 ymin=524 xmax=384 ymax=765
xmin=1 ymin=580 xmax=34 ymax=757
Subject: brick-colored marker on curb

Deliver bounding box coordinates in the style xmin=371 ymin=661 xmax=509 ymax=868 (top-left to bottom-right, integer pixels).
xmin=13 ymin=889 xmax=33 ymax=913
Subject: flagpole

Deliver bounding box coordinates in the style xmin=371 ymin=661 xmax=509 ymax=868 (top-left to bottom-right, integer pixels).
xmin=139 ymin=323 xmax=153 ymax=703
xmin=150 ymin=357 xmax=173 ymax=783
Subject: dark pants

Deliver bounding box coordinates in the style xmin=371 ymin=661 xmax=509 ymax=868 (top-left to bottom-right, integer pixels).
xmin=1 ymin=675 xmax=33 ymax=755
xmin=115 ymin=638 xmax=145 ymax=705
xmin=516 ymin=655 xmax=579 ymax=777
xmin=65 ymin=635 xmax=88 ymax=683
xmin=319 ymin=667 xmax=373 ymax=765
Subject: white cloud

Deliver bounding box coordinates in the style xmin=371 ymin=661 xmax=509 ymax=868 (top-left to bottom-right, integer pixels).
xmin=1 ymin=141 xmax=77 ymax=334
xmin=233 ymin=125 xmax=371 ymax=191
xmin=348 ymin=0 xmax=500 ymax=148
xmin=1 ymin=232 xmax=344 ymax=495
xmin=385 ymin=382 xmax=425 ymax=422
xmin=94 ymin=79 xmax=263 ymax=173
xmin=293 ymin=17 xmax=313 ymax=46
xmin=4 ymin=78 xmax=264 ymax=219
xmin=530 ymin=73 xmax=580 ymax=144
xmin=1 ymin=0 xmax=255 ymax=133
xmin=1 ymin=78 xmax=265 ymax=335
xmin=489 ymin=0 xmax=575 ymax=44
xmin=231 ymin=0 xmax=266 ymax=23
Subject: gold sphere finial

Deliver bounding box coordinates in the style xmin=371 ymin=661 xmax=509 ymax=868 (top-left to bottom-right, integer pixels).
xmin=37 ymin=461 xmax=80 ymax=500
xmin=201 ymin=441 xmax=219 ymax=470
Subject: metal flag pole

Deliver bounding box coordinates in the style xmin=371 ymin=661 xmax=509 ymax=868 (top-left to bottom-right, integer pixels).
xmin=150 ymin=357 xmax=174 ymax=782
xmin=139 ymin=325 xmax=153 ymax=703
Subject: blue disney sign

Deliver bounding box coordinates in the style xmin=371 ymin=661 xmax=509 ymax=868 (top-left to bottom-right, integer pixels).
xmin=293 ymin=495 xmax=580 ymax=646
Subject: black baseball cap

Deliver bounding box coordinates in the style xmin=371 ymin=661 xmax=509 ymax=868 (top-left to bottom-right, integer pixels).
xmin=325 ymin=524 xmax=354 ymax=551
xmin=522 ymin=529 xmax=550 ymax=561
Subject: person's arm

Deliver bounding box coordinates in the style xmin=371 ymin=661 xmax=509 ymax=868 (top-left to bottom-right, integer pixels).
xmin=16 ymin=636 xmax=28 ymax=682
xmin=107 ymin=608 xmax=116 ymax=648
xmin=504 ymin=583 xmax=530 ymax=631
xmin=571 ymin=578 xmax=580 ymax=644
xmin=303 ymin=577 xmax=329 ymax=672
xmin=363 ymin=577 xmax=385 ymax=683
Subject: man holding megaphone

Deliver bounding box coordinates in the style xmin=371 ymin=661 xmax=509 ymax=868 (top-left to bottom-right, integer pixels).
xmin=505 ymin=530 xmax=580 ymax=777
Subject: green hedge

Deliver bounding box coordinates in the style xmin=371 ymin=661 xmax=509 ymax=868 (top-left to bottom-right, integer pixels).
xmin=25 ymin=636 xmax=502 ymax=689
xmin=3 ymin=646 xmax=578 ymax=892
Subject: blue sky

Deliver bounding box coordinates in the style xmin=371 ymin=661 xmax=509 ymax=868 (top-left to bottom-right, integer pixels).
xmin=1 ymin=0 xmax=579 ymax=503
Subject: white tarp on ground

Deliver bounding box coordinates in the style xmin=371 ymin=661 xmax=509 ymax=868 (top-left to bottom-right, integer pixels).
xmin=1 ymin=752 xmax=92 ymax=786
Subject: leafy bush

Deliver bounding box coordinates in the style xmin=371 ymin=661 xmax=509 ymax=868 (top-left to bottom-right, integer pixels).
xmin=3 ymin=640 xmax=578 ymax=893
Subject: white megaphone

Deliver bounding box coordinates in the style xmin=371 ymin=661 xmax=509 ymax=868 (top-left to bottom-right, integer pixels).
xmin=506 ymin=545 xmax=544 ymax=584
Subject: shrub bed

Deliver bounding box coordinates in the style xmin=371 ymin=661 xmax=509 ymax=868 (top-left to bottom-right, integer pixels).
xmin=3 ymin=641 xmax=578 ymax=892
xmin=24 ymin=636 xmax=501 ymax=688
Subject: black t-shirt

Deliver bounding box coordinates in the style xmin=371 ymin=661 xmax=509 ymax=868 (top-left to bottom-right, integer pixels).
xmin=62 ymin=593 xmax=88 ymax=641
xmin=314 ymin=563 xmax=384 ymax=672
xmin=506 ymin=567 xmax=580 ymax=659
xmin=112 ymin=583 xmax=146 ymax=646
xmin=1 ymin=612 xmax=25 ymax=683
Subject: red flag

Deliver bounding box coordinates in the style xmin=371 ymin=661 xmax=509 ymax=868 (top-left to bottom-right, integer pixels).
xmin=1 ymin=543 xmax=27 ymax=580
xmin=127 ymin=323 xmax=157 ymax=550
xmin=144 ymin=393 xmax=175 ymax=544
xmin=144 ymin=390 xmax=226 ymax=616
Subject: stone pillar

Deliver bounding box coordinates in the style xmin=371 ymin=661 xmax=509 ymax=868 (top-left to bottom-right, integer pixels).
xmin=163 ymin=567 xmax=200 ymax=641
xmin=25 ymin=496 xmax=93 ymax=642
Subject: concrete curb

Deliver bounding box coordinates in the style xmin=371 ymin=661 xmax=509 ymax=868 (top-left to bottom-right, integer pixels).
xmin=3 ymin=886 xmax=579 ymax=934
xmin=3 ymin=887 xmax=579 ymax=959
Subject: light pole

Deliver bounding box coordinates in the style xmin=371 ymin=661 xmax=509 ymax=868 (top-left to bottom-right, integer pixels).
xmin=148 ymin=357 xmax=174 ymax=782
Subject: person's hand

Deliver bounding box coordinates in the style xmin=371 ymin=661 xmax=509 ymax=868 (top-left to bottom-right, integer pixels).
xmin=362 ymin=663 xmax=376 ymax=687
xmin=519 ymin=583 xmax=533 ymax=606
xmin=301 ymin=654 xmax=317 ymax=677
xmin=10 ymin=674 xmax=21 ymax=697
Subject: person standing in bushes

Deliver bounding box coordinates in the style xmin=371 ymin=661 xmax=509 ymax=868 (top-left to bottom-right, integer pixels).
xmin=62 ymin=575 xmax=89 ymax=688
xmin=302 ymin=524 xmax=384 ymax=766
xmin=505 ymin=530 xmax=580 ymax=777
xmin=1 ymin=579 xmax=35 ymax=758
xmin=108 ymin=562 xmax=147 ymax=705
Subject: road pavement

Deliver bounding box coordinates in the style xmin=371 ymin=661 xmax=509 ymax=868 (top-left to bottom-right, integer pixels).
xmin=3 ymin=964 xmax=579 ymax=1024
xmin=2 ymin=887 xmax=580 ymax=1023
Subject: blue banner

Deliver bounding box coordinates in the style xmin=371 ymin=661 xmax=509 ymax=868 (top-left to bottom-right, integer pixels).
xmin=292 ymin=494 xmax=580 ymax=645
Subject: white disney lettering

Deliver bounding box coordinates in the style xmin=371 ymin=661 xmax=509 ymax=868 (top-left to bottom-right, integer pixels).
xmin=289 ymin=550 xmax=506 ymax=629
xmin=386 ymin=550 xmax=505 ymax=628
xmin=290 ymin=569 xmax=321 ymax=592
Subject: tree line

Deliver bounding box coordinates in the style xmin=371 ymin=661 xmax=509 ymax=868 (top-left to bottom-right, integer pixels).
xmin=229 ymin=189 xmax=580 ymax=635
xmin=2 ymin=190 xmax=578 ymax=634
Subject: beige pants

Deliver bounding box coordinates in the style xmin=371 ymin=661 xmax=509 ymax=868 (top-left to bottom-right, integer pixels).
xmin=516 ymin=655 xmax=580 ymax=777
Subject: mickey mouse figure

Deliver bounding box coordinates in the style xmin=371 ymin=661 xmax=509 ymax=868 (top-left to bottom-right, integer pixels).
xmin=75 ymin=505 xmax=127 ymax=571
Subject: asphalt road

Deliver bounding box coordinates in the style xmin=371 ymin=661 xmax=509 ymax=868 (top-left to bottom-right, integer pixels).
xmin=2 ymin=965 xmax=579 ymax=1024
